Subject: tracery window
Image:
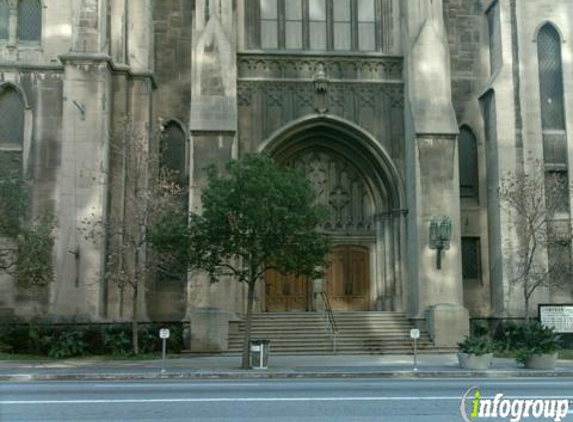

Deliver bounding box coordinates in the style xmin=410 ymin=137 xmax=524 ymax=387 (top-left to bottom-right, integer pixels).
xmin=253 ymin=0 xmax=380 ymax=51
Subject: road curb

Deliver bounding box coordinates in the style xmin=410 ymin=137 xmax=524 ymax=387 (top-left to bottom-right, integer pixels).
xmin=2 ymin=370 xmax=573 ymax=382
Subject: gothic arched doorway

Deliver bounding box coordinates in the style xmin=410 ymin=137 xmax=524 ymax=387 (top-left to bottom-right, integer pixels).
xmin=260 ymin=116 xmax=406 ymax=312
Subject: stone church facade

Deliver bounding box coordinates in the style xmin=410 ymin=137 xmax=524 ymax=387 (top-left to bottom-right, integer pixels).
xmin=1 ymin=0 xmax=572 ymax=348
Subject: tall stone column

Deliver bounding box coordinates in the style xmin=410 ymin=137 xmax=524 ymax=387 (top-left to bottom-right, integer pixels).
xmin=187 ymin=0 xmax=238 ymax=352
xmin=102 ymin=0 xmax=155 ymax=322
xmin=403 ymin=0 xmax=469 ymax=346
xmin=54 ymin=0 xmax=111 ymax=319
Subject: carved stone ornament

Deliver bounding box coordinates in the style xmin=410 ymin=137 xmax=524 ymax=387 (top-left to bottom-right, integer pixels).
xmin=313 ymin=64 xmax=329 ymax=114
xmin=287 ymin=150 xmax=375 ymax=233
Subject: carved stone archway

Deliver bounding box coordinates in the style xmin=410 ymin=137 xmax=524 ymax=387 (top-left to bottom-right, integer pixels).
xmin=259 ymin=115 xmax=406 ymax=311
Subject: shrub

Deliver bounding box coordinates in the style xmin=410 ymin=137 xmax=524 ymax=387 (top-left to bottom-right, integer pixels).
xmin=138 ymin=323 xmax=184 ymax=354
xmin=47 ymin=329 xmax=89 ymax=359
xmin=0 ymin=320 xmax=30 ymax=354
xmin=458 ymin=336 xmax=494 ymax=356
xmin=0 ymin=321 xmax=185 ymax=357
xmin=512 ymin=321 xmax=562 ymax=364
xmin=102 ymin=324 xmax=132 ymax=356
xmin=493 ymin=320 xmax=525 ymax=353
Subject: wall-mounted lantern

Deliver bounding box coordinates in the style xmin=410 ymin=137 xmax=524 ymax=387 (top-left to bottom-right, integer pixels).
xmin=429 ymin=216 xmax=452 ymax=270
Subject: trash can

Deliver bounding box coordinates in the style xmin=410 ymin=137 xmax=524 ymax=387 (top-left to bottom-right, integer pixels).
xmin=249 ymin=340 xmax=270 ymax=369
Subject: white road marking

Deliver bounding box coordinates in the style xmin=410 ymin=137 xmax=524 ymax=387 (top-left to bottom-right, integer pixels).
xmin=2 ymin=396 xmax=572 ymax=405
xmin=0 ymin=396 xmax=465 ymax=405
xmin=90 ymin=383 xmax=265 ymax=388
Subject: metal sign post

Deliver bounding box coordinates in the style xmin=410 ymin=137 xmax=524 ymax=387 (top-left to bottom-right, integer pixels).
xmin=410 ymin=328 xmax=420 ymax=372
xmin=159 ymin=328 xmax=170 ymax=373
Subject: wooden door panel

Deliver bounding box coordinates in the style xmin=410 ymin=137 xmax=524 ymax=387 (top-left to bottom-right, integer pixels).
xmin=326 ymin=245 xmax=370 ymax=311
xmin=265 ymin=268 xmax=308 ymax=311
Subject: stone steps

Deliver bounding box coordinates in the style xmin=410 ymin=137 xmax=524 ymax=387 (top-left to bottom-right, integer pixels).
xmin=226 ymin=311 xmax=451 ymax=354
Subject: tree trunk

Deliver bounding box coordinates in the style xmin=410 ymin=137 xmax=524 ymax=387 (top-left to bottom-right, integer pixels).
xmin=524 ymin=290 xmax=531 ymax=322
xmin=241 ymin=280 xmax=256 ymax=369
xmin=132 ymin=283 xmax=139 ymax=355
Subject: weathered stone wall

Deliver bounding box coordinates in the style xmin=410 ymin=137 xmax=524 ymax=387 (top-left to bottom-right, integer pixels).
xmin=443 ymin=0 xmax=485 ymax=121
xmin=152 ymin=0 xmax=193 ymax=124
xmin=147 ymin=0 xmax=193 ymax=321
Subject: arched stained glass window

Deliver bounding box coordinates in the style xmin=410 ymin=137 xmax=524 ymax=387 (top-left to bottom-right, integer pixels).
xmin=160 ymin=122 xmax=187 ymax=187
xmin=0 ymin=87 xmax=25 ymax=148
xmin=537 ymin=24 xmax=572 ymax=286
xmin=0 ymin=0 xmax=9 ymax=40
xmin=538 ymin=24 xmax=565 ymax=131
xmin=458 ymin=126 xmax=479 ymax=199
xmin=17 ymin=0 xmax=41 ymax=42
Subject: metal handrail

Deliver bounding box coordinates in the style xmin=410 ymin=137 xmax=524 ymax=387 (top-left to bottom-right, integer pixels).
xmin=320 ymin=291 xmax=339 ymax=353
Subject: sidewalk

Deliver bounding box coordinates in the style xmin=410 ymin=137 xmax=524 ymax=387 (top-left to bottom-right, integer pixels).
xmin=2 ymin=354 xmax=573 ymax=381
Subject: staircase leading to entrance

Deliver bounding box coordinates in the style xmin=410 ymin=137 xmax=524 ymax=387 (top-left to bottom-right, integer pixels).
xmin=227 ymin=312 xmax=453 ymax=354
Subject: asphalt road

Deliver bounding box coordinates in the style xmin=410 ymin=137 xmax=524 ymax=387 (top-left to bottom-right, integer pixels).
xmin=1 ymin=378 xmax=573 ymax=422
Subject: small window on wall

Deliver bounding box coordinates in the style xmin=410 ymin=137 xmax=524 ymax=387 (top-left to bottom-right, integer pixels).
xmin=544 ymin=170 xmax=570 ymax=215
xmin=0 ymin=87 xmax=25 ymax=149
xmin=309 ymin=0 xmax=327 ymax=50
xmin=462 ymin=237 xmax=481 ymax=281
xmin=160 ymin=122 xmax=188 ymax=188
xmin=357 ymin=0 xmax=375 ymax=51
xmin=285 ymin=0 xmax=303 ymax=49
xmin=486 ymin=1 xmax=502 ymax=75
xmin=0 ymin=0 xmax=8 ymax=40
xmin=458 ymin=126 xmax=479 ymax=199
xmin=538 ymin=24 xmax=565 ymax=131
xmin=17 ymin=0 xmax=42 ymax=42
xmin=333 ymin=0 xmax=351 ymax=50
xmin=260 ymin=0 xmax=279 ymax=49
xmin=550 ymin=240 xmax=572 ymax=282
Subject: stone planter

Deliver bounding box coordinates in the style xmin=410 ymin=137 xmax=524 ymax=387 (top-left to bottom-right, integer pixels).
xmin=458 ymin=352 xmax=493 ymax=370
xmin=524 ymin=352 xmax=558 ymax=370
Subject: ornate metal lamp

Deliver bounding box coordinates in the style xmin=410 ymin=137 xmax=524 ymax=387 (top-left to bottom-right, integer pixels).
xmin=429 ymin=216 xmax=452 ymax=270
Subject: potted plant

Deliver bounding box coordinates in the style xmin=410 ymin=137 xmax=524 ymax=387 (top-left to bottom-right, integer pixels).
xmin=514 ymin=321 xmax=561 ymax=370
xmin=457 ymin=336 xmax=494 ymax=370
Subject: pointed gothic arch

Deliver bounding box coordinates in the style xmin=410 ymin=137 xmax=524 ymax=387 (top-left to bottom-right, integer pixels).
xmin=160 ymin=119 xmax=189 ymax=187
xmin=0 ymin=82 xmax=33 ymax=170
xmin=258 ymin=115 xmax=406 ymax=311
xmin=258 ymin=114 xmax=405 ymax=212
xmin=458 ymin=125 xmax=479 ymax=199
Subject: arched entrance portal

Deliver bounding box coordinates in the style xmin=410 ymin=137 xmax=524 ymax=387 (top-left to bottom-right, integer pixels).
xmin=260 ymin=116 xmax=406 ymax=312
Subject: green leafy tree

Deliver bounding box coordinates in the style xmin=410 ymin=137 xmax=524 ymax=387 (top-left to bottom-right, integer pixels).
xmin=0 ymin=155 xmax=54 ymax=287
xmin=151 ymin=153 xmax=330 ymax=369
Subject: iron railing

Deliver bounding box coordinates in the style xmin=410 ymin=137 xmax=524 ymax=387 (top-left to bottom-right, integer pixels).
xmin=320 ymin=291 xmax=339 ymax=353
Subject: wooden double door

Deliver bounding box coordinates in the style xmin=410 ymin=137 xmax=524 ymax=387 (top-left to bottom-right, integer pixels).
xmin=265 ymin=245 xmax=370 ymax=311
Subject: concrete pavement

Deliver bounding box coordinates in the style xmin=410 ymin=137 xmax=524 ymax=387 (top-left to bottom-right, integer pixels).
xmin=2 ymin=354 xmax=573 ymax=381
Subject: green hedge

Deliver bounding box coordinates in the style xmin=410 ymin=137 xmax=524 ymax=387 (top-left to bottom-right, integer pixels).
xmin=0 ymin=321 xmax=185 ymax=358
